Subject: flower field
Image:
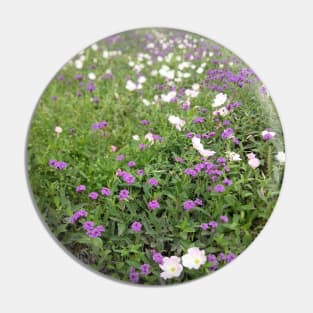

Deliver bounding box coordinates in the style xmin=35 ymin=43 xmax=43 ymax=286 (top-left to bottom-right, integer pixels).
xmin=26 ymin=28 xmax=285 ymax=285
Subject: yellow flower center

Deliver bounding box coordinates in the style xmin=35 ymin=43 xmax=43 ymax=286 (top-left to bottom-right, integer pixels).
xmin=194 ymin=258 xmax=200 ymax=265
xmin=170 ymin=266 xmax=176 ymax=273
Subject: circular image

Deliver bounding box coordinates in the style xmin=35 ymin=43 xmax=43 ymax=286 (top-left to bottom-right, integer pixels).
xmin=26 ymin=28 xmax=285 ymax=285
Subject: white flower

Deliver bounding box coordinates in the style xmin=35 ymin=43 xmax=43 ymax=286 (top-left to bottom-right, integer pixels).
xmin=102 ymin=50 xmax=109 ymax=58
xmin=54 ymin=126 xmax=62 ymax=134
xmin=159 ymin=65 xmax=175 ymax=80
xmin=262 ymin=130 xmax=276 ymax=139
xmin=126 ymin=80 xmax=137 ymax=91
xmin=192 ymin=137 xmax=215 ymax=157
xmin=216 ymin=106 xmax=229 ymax=116
xmin=132 ymin=135 xmax=140 ymax=141
xmin=74 ymin=59 xmax=83 ymax=69
xmin=168 ymin=115 xmax=185 ymax=131
xmin=144 ymin=132 xmax=154 ymax=144
xmin=88 ymin=72 xmax=96 ymax=80
xmin=161 ymin=90 xmax=176 ymax=103
xmin=227 ymin=151 xmax=241 ymax=161
xmin=192 ymin=83 xmax=200 ymax=91
xmin=142 ymin=99 xmax=151 ymax=106
xmin=275 ymin=151 xmax=286 ymax=163
xmin=182 ymin=247 xmax=206 ymax=270
xmin=196 ymin=67 xmax=204 ymax=74
xmin=159 ymin=256 xmax=183 ymax=280
xmin=91 ymin=44 xmax=98 ymax=51
xmin=138 ymin=76 xmax=146 ymax=84
xmin=212 ymin=93 xmax=227 ymax=108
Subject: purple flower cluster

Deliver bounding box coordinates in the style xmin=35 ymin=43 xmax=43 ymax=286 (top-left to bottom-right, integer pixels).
xmin=140 ymin=263 xmax=150 ymax=276
xmin=75 ymin=185 xmax=86 ymax=192
xmin=147 ymin=178 xmax=158 ymax=187
xmin=131 ymin=221 xmax=142 ymax=232
xmin=192 ymin=117 xmax=205 ymax=124
xmin=129 ymin=267 xmax=140 ymax=283
xmin=151 ymin=250 xmax=163 ymax=264
xmin=91 ymin=120 xmax=108 ymax=130
xmin=221 ymin=127 xmax=234 ymax=139
xmin=183 ymin=198 xmax=203 ymax=211
xmin=89 ymin=191 xmax=99 ymax=200
xmin=140 ymin=119 xmax=150 ymax=125
xmin=83 ymin=221 xmax=105 ymax=238
xmin=205 ymin=68 xmax=256 ymax=91
xmin=101 ymin=187 xmax=112 ymax=196
xmin=117 ymin=170 xmax=136 ymax=185
xmin=119 ymin=189 xmax=129 ymax=200
xmin=48 ymin=159 xmax=68 ymax=170
xmin=148 ymin=200 xmax=160 ymax=210
xmin=127 ymin=161 xmax=136 ymax=167
xmin=70 ymin=209 xmax=88 ymax=224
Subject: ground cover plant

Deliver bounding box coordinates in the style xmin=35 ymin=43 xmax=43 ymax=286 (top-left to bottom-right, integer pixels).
xmin=27 ymin=28 xmax=285 ymax=285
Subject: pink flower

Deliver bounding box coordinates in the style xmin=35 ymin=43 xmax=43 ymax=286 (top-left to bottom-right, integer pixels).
xmin=111 ymin=145 xmax=118 ymax=152
xmin=248 ymin=157 xmax=260 ymax=169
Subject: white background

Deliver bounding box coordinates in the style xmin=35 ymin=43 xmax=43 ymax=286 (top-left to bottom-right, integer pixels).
xmin=0 ymin=0 xmax=312 ymax=312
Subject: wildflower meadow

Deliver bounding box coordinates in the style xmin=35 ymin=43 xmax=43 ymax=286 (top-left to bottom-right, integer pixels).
xmin=26 ymin=28 xmax=285 ymax=285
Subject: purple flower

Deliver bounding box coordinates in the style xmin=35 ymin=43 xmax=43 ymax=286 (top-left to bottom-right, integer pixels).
xmin=140 ymin=263 xmax=150 ymax=276
xmin=140 ymin=119 xmax=150 ymax=125
xmin=221 ymin=128 xmax=234 ymax=139
xmin=207 ymin=254 xmax=217 ymax=264
xmin=223 ymin=120 xmax=231 ymax=126
xmin=217 ymin=157 xmax=226 ymax=165
xmin=148 ymin=200 xmax=160 ymax=210
xmin=49 ymin=160 xmax=68 ymax=170
xmin=152 ymin=251 xmax=163 ymax=264
xmin=184 ymin=168 xmax=197 ymax=177
xmin=86 ymin=81 xmax=96 ymax=92
xmin=223 ymin=178 xmax=232 ymax=186
xmin=75 ymin=185 xmax=86 ymax=192
xmin=131 ymin=221 xmax=142 ymax=232
xmin=119 ymin=189 xmax=129 ymax=200
xmin=89 ymin=192 xmax=99 ymax=200
xmin=92 ymin=121 xmax=108 ymax=130
xmin=219 ymin=215 xmax=229 ymax=223
xmin=70 ymin=209 xmax=88 ymax=224
xmin=86 ymin=225 xmax=105 ymax=238
xmin=214 ymin=184 xmax=225 ymax=193
xmin=129 ymin=267 xmax=139 ymax=283
xmin=200 ymin=223 xmax=209 ymax=230
xmin=208 ymin=221 xmax=218 ymax=229
xmin=147 ymin=178 xmax=158 ymax=186
xmin=120 ymin=172 xmax=136 ymax=185
xmin=183 ymin=200 xmax=196 ymax=211
xmin=128 ymin=161 xmax=136 ymax=167
xmin=192 ymin=117 xmax=205 ymax=124
xmin=185 ymin=132 xmax=194 ymax=138
xmin=181 ymin=101 xmax=190 ymax=110
xmin=138 ymin=143 xmax=146 ymax=150
xmin=263 ymin=133 xmax=272 ymax=140
xmin=175 ymin=157 xmax=184 ymax=163
xmin=116 ymin=154 xmax=125 ymax=161
xmin=233 ymin=137 xmax=240 ymax=145
xmin=137 ymin=169 xmax=145 ymax=176
xmin=195 ymin=198 xmax=203 ymax=206
xmin=218 ymin=253 xmax=226 ymax=261
xmin=83 ymin=221 xmax=94 ymax=231
xmin=101 ymin=187 xmax=112 ymax=196
xmin=225 ymin=252 xmax=236 ymax=263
